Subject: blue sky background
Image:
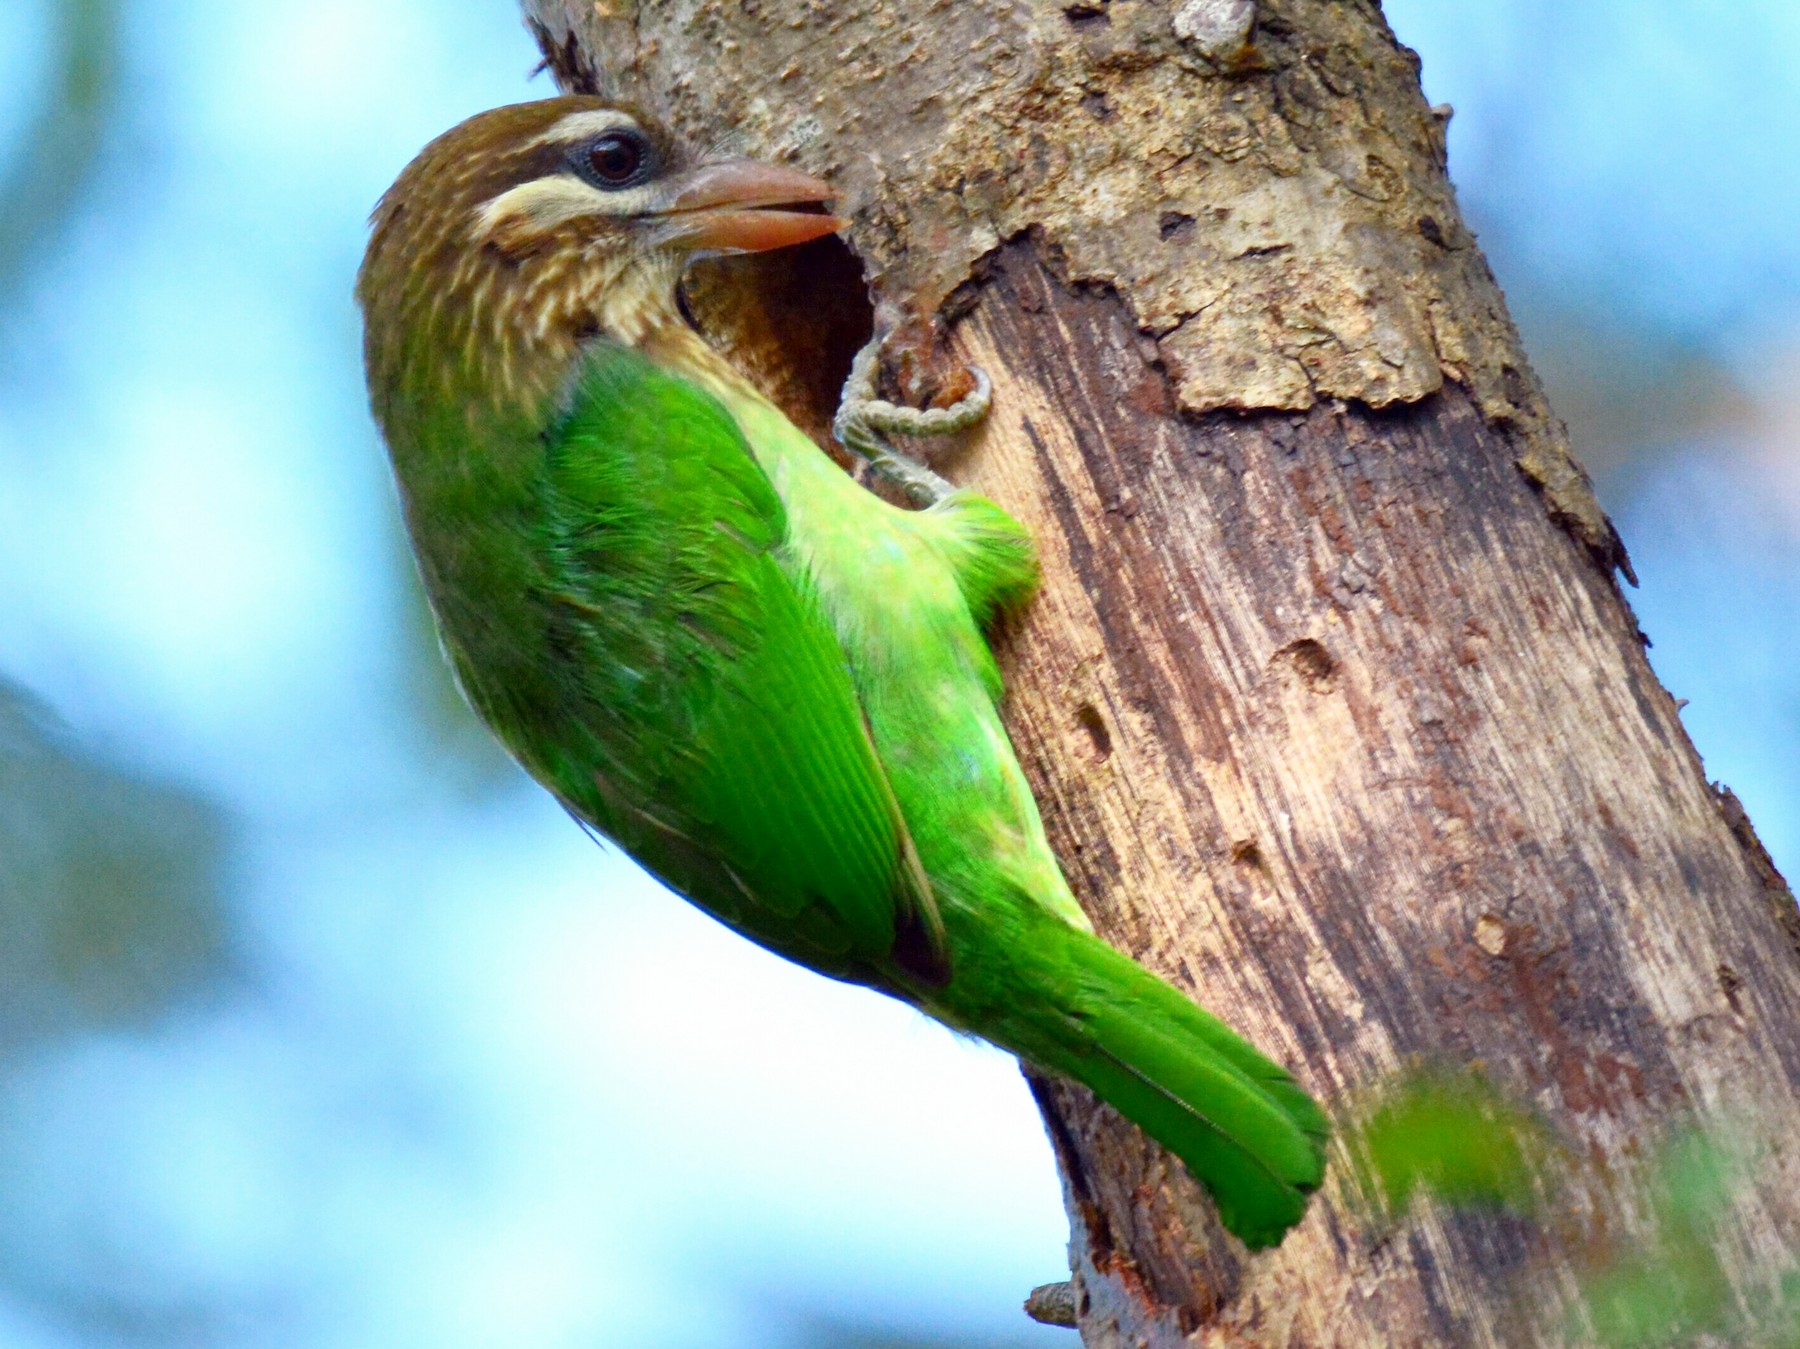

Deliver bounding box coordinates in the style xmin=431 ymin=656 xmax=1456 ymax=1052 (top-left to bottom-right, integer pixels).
xmin=0 ymin=2 xmax=1794 ymax=1345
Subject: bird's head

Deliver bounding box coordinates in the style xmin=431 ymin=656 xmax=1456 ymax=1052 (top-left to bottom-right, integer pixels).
xmin=359 ymin=97 xmax=844 ymax=419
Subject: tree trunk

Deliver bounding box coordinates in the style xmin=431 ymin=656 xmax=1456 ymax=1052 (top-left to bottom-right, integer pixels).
xmin=518 ymin=1 xmax=1800 ymax=1343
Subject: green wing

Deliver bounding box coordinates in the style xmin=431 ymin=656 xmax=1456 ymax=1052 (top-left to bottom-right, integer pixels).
xmin=531 ymin=342 xmax=944 ymax=987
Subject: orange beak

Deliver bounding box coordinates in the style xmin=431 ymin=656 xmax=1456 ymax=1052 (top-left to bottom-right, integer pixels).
xmin=661 ymin=159 xmax=846 ymax=253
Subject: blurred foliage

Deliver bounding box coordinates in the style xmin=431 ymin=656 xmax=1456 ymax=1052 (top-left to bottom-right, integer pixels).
xmin=1573 ymin=1133 xmax=1799 ymax=1349
xmin=1350 ymin=1065 xmax=1552 ymax=1218
xmin=1353 ymin=1069 xmax=1800 ymax=1347
xmin=0 ymin=0 xmax=122 ymax=312
xmin=0 ymin=676 xmax=236 ymax=1050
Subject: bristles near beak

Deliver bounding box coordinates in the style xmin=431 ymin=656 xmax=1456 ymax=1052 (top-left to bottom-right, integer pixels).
xmin=661 ymin=159 xmax=846 ymax=253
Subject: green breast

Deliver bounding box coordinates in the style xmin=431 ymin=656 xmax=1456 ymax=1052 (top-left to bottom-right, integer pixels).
xmin=391 ymin=340 xmax=946 ymax=989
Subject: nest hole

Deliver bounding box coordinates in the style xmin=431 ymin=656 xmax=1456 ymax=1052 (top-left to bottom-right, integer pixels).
xmin=678 ymin=234 xmax=874 ymax=450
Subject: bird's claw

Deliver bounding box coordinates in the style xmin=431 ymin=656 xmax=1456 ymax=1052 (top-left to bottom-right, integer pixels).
xmin=834 ymin=338 xmax=991 ymax=507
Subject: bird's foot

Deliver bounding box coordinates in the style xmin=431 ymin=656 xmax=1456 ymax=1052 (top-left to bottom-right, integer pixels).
xmin=833 ymin=337 xmax=991 ymax=507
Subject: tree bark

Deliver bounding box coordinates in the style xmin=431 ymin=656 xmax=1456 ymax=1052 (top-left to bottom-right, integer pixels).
xmin=518 ymin=1 xmax=1800 ymax=1343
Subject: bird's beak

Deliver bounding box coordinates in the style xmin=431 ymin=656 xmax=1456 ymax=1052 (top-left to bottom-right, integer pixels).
xmin=660 ymin=159 xmax=847 ymax=253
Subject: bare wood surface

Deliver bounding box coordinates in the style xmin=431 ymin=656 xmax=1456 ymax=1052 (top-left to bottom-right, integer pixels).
xmin=519 ymin=1 xmax=1800 ymax=1343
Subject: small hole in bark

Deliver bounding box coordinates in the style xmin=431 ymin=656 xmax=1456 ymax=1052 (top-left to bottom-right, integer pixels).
xmin=1501 ymin=362 xmax=1530 ymax=405
xmin=1230 ymin=838 xmax=1265 ymax=870
xmin=1064 ymin=0 xmax=1110 ymax=24
xmin=1076 ymin=703 xmax=1112 ymax=761
xmin=1276 ymin=637 xmax=1338 ymax=693
xmin=1159 ymin=211 xmax=1195 ymax=242
xmin=1717 ymin=962 xmax=1745 ymax=1015
xmin=1080 ymin=90 xmax=1114 ymax=120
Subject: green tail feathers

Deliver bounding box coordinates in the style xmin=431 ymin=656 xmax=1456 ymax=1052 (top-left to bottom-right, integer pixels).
xmin=1021 ymin=929 xmax=1329 ymax=1250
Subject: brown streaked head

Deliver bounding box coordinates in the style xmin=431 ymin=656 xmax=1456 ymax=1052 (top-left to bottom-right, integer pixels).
xmin=357 ymin=97 xmax=845 ymax=421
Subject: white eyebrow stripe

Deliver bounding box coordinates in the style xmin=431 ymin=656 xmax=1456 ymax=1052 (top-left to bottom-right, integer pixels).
xmin=531 ymin=108 xmax=644 ymax=147
xmin=473 ymin=174 xmax=664 ymax=238
xmin=475 ymin=176 xmax=605 ymax=235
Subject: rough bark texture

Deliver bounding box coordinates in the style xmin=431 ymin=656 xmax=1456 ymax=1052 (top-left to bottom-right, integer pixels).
xmin=519 ymin=1 xmax=1800 ymax=1344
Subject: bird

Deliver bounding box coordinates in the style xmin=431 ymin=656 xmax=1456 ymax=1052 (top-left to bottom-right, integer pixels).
xmin=357 ymin=95 xmax=1327 ymax=1249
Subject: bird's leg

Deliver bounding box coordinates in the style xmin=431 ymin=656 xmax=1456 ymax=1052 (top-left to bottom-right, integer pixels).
xmin=833 ymin=337 xmax=992 ymax=507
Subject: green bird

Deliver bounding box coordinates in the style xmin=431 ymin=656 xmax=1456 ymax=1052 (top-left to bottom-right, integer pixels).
xmin=357 ymin=96 xmax=1326 ymax=1248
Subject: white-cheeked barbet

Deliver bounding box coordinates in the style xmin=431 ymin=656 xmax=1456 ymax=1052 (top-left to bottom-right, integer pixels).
xmin=357 ymin=97 xmax=1326 ymax=1248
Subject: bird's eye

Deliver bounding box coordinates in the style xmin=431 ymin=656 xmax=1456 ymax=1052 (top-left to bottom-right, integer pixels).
xmin=580 ymin=131 xmax=653 ymax=189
